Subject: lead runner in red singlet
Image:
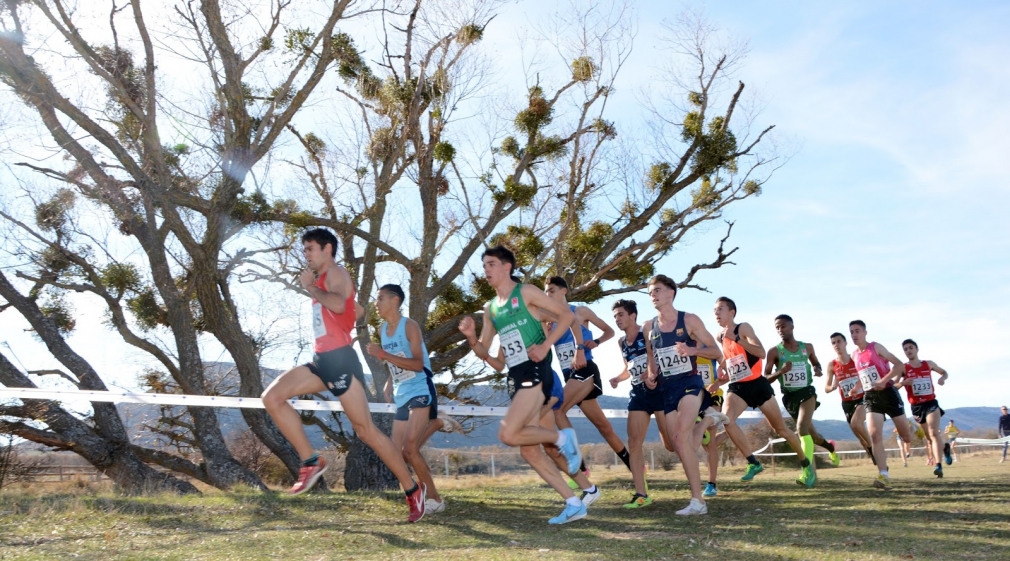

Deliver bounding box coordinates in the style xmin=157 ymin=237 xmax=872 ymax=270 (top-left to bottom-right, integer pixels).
xmin=261 ymin=229 xmax=426 ymax=522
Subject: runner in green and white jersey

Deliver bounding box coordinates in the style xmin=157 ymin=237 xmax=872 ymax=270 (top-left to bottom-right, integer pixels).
xmin=765 ymin=314 xmax=839 ymax=467
xmin=458 ymin=245 xmax=586 ymax=525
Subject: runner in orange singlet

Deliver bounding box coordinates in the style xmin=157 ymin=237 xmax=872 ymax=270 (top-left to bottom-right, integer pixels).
xmin=708 ymin=297 xmax=815 ymax=487
xmin=261 ymin=229 xmax=426 ymax=522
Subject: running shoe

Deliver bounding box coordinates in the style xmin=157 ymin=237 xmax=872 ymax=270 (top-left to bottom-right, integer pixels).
xmin=933 ymin=465 xmax=943 ymax=478
xmin=873 ymin=474 xmax=891 ymax=489
xmin=797 ymin=465 xmax=816 ymax=489
xmin=406 ymin=483 xmax=427 ymax=523
xmin=558 ymin=428 xmax=582 ymax=475
xmin=580 ymin=486 xmax=601 ymax=507
xmin=623 ymin=493 xmax=653 ymax=509
xmin=703 ymin=483 xmax=717 ymax=498
xmin=828 ymin=440 xmax=840 ymax=467
xmin=707 ymin=410 xmax=730 ymax=427
xmin=702 ymin=429 xmax=711 ymax=446
xmin=424 ymin=498 xmax=445 ymax=513
xmin=548 ymin=501 xmax=587 ymax=524
xmin=943 ymin=443 xmax=953 ymax=466
xmin=288 ymin=456 xmax=328 ymax=495
xmin=741 ymin=463 xmax=764 ymax=481
xmin=437 ymin=410 xmax=463 ymax=433
xmin=675 ymin=498 xmax=708 ymax=516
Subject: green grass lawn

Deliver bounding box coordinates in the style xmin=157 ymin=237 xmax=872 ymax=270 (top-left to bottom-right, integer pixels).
xmin=1 ymin=454 xmax=1008 ymax=560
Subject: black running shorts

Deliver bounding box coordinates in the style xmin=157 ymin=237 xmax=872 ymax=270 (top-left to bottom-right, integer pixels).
xmin=841 ymin=398 xmax=864 ymax=424
xmin=507 ymin=357 xmax=553 ymax=405
xmin=863 ymin=386 xmax=906 ymax=419
xmin=394 ymin=376 xmax=438 ymax=421
xmin=305 ymin=346 xmax=365 ymax=397
xmin=728 ymin=376 xmax=775 ymax=409
xmin=910 ymin=399 xmax=944 ymax=425
xmin=781 ymin=386 xmax=819 ymax=420
xmin=563 ymin=360 xmax=603 ymax=403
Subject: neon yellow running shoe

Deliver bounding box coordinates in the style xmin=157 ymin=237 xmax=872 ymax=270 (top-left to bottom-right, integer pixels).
xmin=873 ymin=473 xmax=891 ymax=489
xmin=702 ymin=429 xmax=711 ymax=446
xmin=828 ymin=440 xmax=840 ymax=467
xmin=795 ymin=465 xmax=816 ymax=488
xmin=623 ymin=493 xmax=653 ymax=509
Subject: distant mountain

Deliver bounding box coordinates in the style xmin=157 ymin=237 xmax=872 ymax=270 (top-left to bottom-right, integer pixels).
xmin=116 ymin=363 xmax=1003 ymax=450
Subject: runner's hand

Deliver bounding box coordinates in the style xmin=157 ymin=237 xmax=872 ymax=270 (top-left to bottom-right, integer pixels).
xmin=644 ymin=374 xmax=657 ymax=390
xmin=527 ymin=342 xmax=549 ymax=362
xmin=717 ymin=364 xmax=729 ymax=382
xmin=584 ymin=339 xmax=599 ymax=350
xmin=458 ymin=316 xmax=476 ymax=339
xmin=366 ymin=343 xmax=383 ymax=358
xmin=872 ymin=379 xmax=888 ymax=391
xmin=299 ymin=268 xmax=316 ymax=290
xmin=610 ymin=376 xmax=621 ymax=389
xmin=706 ymin=383 xmax=720 ymax=394
xmin=572 ymin=349 xmax=587 ymax=370
xmin=674 ymin=342 xmax=695 ymax=357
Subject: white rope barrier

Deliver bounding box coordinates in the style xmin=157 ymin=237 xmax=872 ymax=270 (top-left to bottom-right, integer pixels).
xmin=0 ymin=387 xmax=765 ymax=419
xmin=950 ymin=436 xmax=1010 ymax=446
xmin=753 ymin=437 xmax=928 ymax=457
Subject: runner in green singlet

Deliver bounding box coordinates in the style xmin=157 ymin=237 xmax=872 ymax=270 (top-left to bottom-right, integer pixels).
xmin=765 ymin=314 xmax=839 ymax=467
xmin=458 ymin=245 xmax=587 ymax=525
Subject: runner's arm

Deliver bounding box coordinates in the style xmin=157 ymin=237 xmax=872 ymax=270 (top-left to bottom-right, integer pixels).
xmin=874 ymin=342 xmax=905 ymax=382
xmin=311 ymin=265 xmax=350 ymax=314
xmin=807 ymin=343 xmax=823 ymax=376
xmin=610 ymin=366 xmax=630 ymax=388
xmin=824 ymin=360 xmax=838 ymax=392
xmin=684 ymin=314 xmax=723 ymax=361
xmin=736 ymin=323 xmax=766 ymax=359
xmin=459 ymin=305 xmax=495 ymax=360
xmin=485 ymin=348 xmax=506 ymax=371
xmin=764 ymin=346 xmax=785 ymax=382
xmin=522 ymin=285 xmax=576 ymax=349
xmin=927 ymin=360 xmax=949 ymax=385
xmin=643 ymin=322 xmax=658 ymax=386
xmin=576 ymin=306 xmax=615 ymax=349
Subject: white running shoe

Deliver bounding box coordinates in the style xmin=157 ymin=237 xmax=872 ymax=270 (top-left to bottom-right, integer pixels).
xmin=706 ymin=408 xmax=729 ymax=428
xmin=437 ymin=410 xmax=463 ymax=433
xmin=675 ymin=498 xmax=708 ymax=516
xmin=580 ymin=486 xmax=601 ymax=507
xmin=424 ymin=498 xmax=446 ymax=513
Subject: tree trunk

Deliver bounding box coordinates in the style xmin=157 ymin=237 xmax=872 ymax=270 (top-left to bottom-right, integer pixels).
xmin=343 ymin=414 xmax=399 ymax=491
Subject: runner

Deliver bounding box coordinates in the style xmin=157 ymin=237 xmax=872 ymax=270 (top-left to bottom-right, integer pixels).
xmin=457 ymin=245 xmax=586 ymax=525
xmin=366 ymin=284 xmax=445 ymax=512
xmin=261 ymin=229 xmax=426 ymax=522
xmin=543 ymin=277 xmax=629 ymax=482
xmin=896 ymin=337 xmax=949 ymax=479
xmin=642 ymin=275 xmax=724 ymax=515
xmin=944 ymin=420 xmax=960 ymax=462
xmin=848 ymin=320 xmax=913 ymax=489
xmin=609 ymin=299 xmax=671 ymax=508
xmin=997 ymin=406 xmax=1005 ymax=462
xmin=696 ymin=348 xmax=730 ymax=498
xmin=824 ymin=332 xmax=874 ymax=462
xmin=710 ymin=297 xmax=816 ymax=488
xmin=765 ymin=315 xmax=840 ymax=467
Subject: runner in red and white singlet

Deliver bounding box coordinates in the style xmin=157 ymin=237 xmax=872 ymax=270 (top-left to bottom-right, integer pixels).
xmin=823 ymin=332 xmax=873 ymax=460
xmin=895 ymin=339 xmax=952 ymax=476
xmin=261 ymin=228 xmax=426 ymax=522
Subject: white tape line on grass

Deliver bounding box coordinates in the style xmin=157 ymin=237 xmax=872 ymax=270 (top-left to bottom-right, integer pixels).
xmin=0 ymin=387 xmax=766 ymax=419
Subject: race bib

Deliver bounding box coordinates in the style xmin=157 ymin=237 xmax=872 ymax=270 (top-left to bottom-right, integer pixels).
xmin=839 ymin=376 xmax=861 ymax=396
xmin=697 ymin=362 xmax=715 ymax=386
xmin=655 ymin=345 xmax=692 ymax=377
xmin=727 ymin=354 xmax=751 ymax=382
xmin=858 ymin=365 xmax=881 ymax=390
xmin=499 ymin=329 xmax=530 ymax=368
xmin=782 ymin=361 xmax=809 ymax=389
xmin=628 ymin=354 xmax=649 ymax=385
xmin=911 ymin=377 xmax=934 ymax=397
xmin=312 ymin=302 xmax=326 ymax=339
xmin=556 ymin=342 xmax=576 ymax=371
xmin=386 ymin=352 xmax=415 ymax=385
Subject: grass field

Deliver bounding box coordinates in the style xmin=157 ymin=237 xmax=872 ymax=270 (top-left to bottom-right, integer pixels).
xmin=1 ymin=454 xmax=1008 ymax=560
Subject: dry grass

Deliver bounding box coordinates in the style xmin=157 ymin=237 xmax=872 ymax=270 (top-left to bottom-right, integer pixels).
xmin=1 ymin=453 xmax=1008 ymax=560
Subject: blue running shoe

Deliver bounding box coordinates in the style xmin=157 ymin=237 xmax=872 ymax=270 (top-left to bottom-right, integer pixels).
xmin=943 ymin=443 xmax=953 ymax=466
xmin=703 ymin=482 xmax=717 ymax=498
xmin=548 ymin=501 xmax=587 ymax=525
xmin=558 ymin=428 xmax=582 ymax=475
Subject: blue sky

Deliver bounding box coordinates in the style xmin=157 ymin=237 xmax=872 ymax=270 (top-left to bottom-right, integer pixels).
xmin=2 ymin=1 xmax=1008 ymax=422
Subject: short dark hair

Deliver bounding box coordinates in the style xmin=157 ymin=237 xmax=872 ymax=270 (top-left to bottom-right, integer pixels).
xmin=901 ymin=339 xmax=918 ymax=349
xmin=849 ymin=319 xmax=866 ymax=329
xmin=379 ymin=283 xmax=405 ymax=305
xmin=547 ymin=276 xmax=568 ymax=290
xmin=482 ymin=245 xmax=519 ymax=281
xmin=612 ymin=299 xmax=637 ymax=317
xmin=830 ymin=332 xmax=847 ymax=342
xmin=648 ymin=274 xmax=677 ymax=294
xmin=716 ymin=296 xmax=736 ymax=313
xmin=301 ymin=228 xmax=338 ymax=257
xmin=774 ymin=314 xmax=793 ymax=323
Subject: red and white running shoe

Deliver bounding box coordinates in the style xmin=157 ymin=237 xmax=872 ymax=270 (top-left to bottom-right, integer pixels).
xmin=288 ymin=457 xmax=328 ymax=495
xmin=406 ymin=483 xmax=427 ymax=523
